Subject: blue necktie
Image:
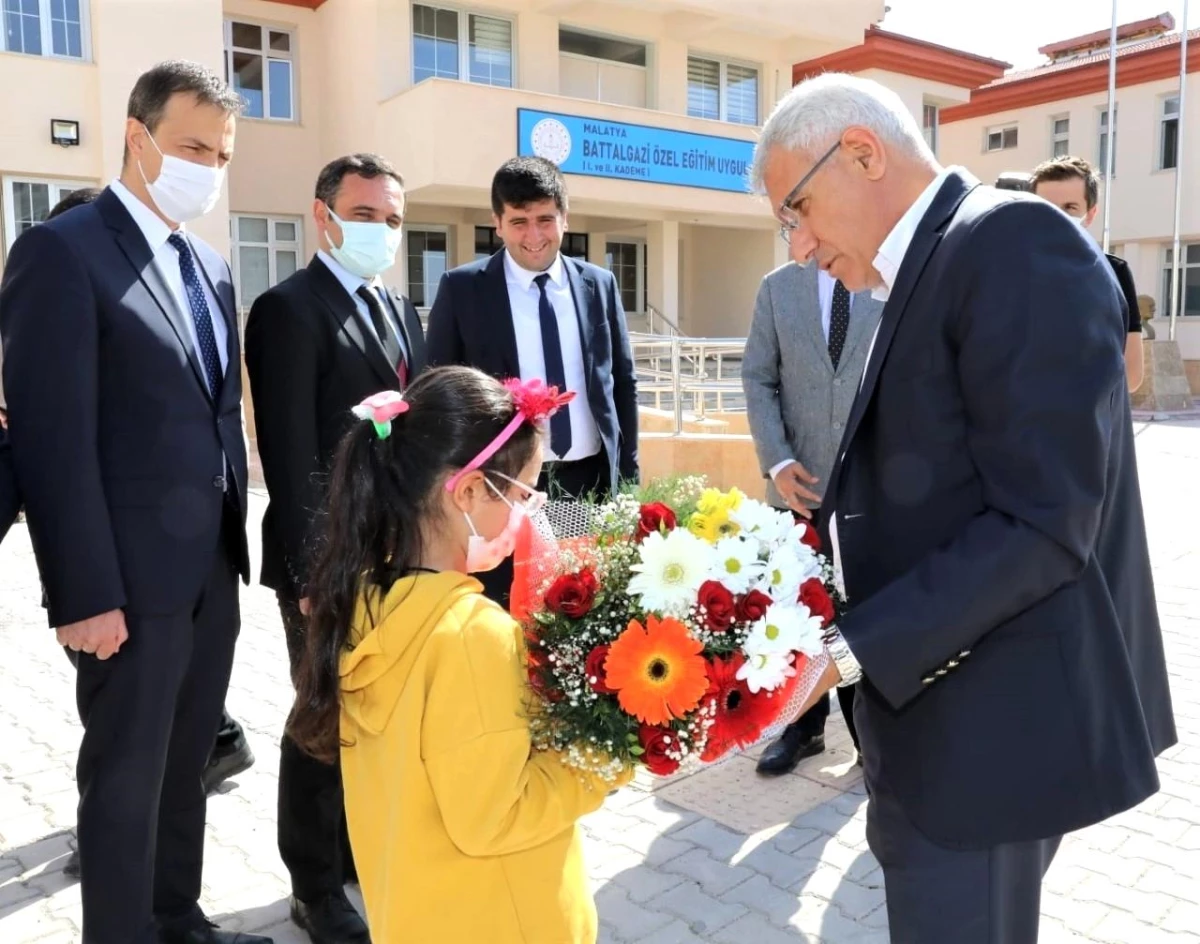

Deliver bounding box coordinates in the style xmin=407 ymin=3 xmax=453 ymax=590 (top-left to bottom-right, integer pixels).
xmin=533 ymin=274 xmax=572 ymax=458
xmin=829 ymin=281 xmax=851 ymax=371
xmin=168 ymin=232 xmax=222 ymax=398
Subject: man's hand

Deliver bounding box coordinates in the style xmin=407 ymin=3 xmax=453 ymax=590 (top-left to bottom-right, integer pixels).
xmin=298 ymin=597 xmax=311 ymax=616
xmin=791 ymin=653 xmax=843 ymax=721
xmin=56 ymin=609 xmax=128 ymax=661
xmin=0 ymin=408 xmax=8 ymax=430
xmin=773 ymin=461 xmax=821 ymax=518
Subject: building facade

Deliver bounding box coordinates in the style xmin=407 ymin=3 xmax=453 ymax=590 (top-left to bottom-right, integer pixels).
xmin=0 ymin=0 xmax=888 ymax=341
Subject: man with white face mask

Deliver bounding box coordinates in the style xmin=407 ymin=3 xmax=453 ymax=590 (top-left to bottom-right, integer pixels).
xmin=1030 ymin=155 xmax=1144 ymax=392
xmin=0 ymin=61 xmax=264 ymax=944
xmin=245 ymin=153 xmax=424 ymax=944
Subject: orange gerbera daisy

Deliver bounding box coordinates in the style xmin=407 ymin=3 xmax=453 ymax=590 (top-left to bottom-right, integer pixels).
xmin=603 ymin=615 xmax=709 ymax=725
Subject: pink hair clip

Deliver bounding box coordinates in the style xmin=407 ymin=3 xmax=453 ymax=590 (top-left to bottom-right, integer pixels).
xmin=445 ymin=378 xmax=576 ymax=490
xmin=352 ymin=390 xmax=409 ymax=440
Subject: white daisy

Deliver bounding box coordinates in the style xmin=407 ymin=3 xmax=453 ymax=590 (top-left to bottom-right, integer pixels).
xmin=730 ymin=499 xmax=792 ymax=549
xmin=758 ymin=545 xmax=807 ymax=601
xmin=708 ymin=536 xmax=765 ymax=594
xmin=736 ymin=650 xmax=797 ymax=694
xmin=742 ymin=603 xmax=822 ymax=657
xmin=628 ymin=528 xmax=715 ymax=615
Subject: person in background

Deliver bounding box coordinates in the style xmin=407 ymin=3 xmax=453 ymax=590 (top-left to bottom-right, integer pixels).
xmin=742 ymin=262 xmax=881 ymax=773
xmin=246 ymin=152 xmax=425 ymax=944
xmin=288 ymin=366 xmax=630 ymax=944
xmin=1028 ymin=156 xmax=1144 ymax=392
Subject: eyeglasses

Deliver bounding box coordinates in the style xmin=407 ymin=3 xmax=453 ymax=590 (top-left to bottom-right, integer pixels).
xmin=485 ymin=471 xmax=547 ymax=515
xmin=777 ymin=139 xmax=841 ymax=246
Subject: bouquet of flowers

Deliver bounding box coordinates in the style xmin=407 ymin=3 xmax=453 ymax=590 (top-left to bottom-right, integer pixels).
xmin=514 ymin=476 xmax=840 ymax=783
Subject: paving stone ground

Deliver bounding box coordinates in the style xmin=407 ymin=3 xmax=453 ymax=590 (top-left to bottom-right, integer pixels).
xmin=2 ymin=419 xmax=1198 ymax=943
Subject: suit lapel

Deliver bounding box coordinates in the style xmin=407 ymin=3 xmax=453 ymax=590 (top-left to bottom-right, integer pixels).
xmin=188 ymin=234 xmax=241 ymax=409
xmin=794 ymin=265 xmax=832 ymax=372
xmin=839 ymin=291 xmax=878 ymax=366
xmin=839 ymin=171 xmax=978 ymax=458
xmin=486 ymin=252 xmax=521 ymax=377
xmin=563 ymin=257 xmax=596 ymax=382
xmin=97 ymin=189 xmax=212 ymax=401
xmin=309 ymin=257 xmax=398 ymax=389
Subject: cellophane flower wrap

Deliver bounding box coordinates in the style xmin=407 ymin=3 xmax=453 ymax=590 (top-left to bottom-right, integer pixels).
xmin=514 ymin=476 xmax=840 ymax=783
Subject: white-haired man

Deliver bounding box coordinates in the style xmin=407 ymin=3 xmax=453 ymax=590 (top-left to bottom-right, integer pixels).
xmin=753 ymin=73 xmax=1174 ymax=941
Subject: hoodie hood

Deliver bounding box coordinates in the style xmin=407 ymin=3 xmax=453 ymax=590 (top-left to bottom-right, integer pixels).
xmin=340 ymin=571 xmax=483 ymax=736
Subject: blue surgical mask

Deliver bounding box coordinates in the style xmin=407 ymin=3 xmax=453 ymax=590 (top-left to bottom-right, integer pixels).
xmin=325 ymin=206 xmax=403 ymax=279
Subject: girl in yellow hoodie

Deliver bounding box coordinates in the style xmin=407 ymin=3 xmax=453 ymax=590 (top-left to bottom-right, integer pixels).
xmin=287 ymin=366 xmax=630 ymax=944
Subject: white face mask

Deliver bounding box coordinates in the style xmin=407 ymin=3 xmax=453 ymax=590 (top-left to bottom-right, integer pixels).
xmin=137 ymin=126 xmax=225 ymax=223
xmin=326 ymin=207 xmax=403 ymax=279
xmin=1072 ymin=214 xmax=1091 ymax=231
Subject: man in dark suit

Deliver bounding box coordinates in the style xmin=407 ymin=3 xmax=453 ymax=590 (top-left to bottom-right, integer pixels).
xmin=0 ymin=419 xmax=16 ymax=544
xmin=426 ymin=156 xmax=638 ymax=605
xmin=245 ymin=153 xmax=422 ymax=944
xmin=753 ymin=73 xmax=1175 ymax=942
xmin=0 ymin=61 xmax=269 ymax=944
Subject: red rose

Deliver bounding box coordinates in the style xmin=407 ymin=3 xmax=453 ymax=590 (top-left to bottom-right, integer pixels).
xmin=544 ymin=568 xmax=599 ymax=619
xmin=736 ymin=589 xmax=773 ymax=623
xmin=797 ymin=521 xmax=822 ymax=553
xmin=638 ymin=724 xmax=681 ymax=777
xmin=636 ymin=502 xmax=677 ymax=542
xmin=585 ymin=644 xmax=615 ymax=694
xmin=697 ymin=580 xmax=737 ymax=632
xmin=798 ymin=577 xmax=835 ymax=627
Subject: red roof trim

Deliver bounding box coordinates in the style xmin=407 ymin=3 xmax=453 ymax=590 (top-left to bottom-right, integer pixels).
xmin=1038 ymin=13 xmax=1174 ymax=58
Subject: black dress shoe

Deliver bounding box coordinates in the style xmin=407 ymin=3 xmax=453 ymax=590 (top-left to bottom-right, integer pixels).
xmin=158 ymin=916 xmax=274 ymax=944
xmin=756 ymin=728 xmax=825 ymax=776
xmin=203 ymin=739 xmax=255 ymax=795
xmin=291 ymin=892 xmax=370 ymax=944
xmin=63 ymin=850 xmax=80 ymax=879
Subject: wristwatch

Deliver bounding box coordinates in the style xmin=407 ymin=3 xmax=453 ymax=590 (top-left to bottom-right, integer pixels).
xmin=823 ymin=624 xmax=863 ymax=687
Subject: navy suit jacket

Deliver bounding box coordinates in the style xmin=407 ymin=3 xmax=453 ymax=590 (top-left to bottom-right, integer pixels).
xmin=425 ymin=250 xmax=639 ymax=492
xmin=822 ymin=170 xmax=1175 ymax=848
xmin=0 ymin=423 xmax=18 ymax=544
xmin=0 ymin=187 xmax=250 ymax=626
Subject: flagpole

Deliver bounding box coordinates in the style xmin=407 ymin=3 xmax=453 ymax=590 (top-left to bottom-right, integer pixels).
xmin=1102 ymin=0 xmax=1119 ymax=253
xmin=1170 ymin=0 xmax=1190 ymax=342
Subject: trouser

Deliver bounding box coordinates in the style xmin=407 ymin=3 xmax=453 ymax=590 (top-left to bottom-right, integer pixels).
xmin=277 ymin=591 xmax=356 ymax=901
xmin=75 ymin=505 xmax=241 ymax=944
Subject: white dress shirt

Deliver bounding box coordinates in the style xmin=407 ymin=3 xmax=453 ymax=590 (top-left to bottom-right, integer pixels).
xmin=503 ymin=251 xmax=601 ymax=463
xmin=317 ymin=249 xmax=409 ymax=365
xmin=110 ymin=179 xmax=229 ymax=376
xmin=830 ymin=166 xmax=954 ymax=601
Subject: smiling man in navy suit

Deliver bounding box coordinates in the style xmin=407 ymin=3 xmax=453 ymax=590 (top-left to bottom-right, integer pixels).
xmin=0 ymin=61 xmax=267 ymax=944
xmin=426 ymin=156 xmax=639 ymax=606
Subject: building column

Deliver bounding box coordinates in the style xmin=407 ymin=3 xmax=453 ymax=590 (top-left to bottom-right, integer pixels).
xmin=587 ymin=232 xmax=608 ymax=269
xmin=453 ymin=221 xmax=476 ymax=268
xmin=773 ymin=233 xmax=791 ymax=270
xmin=647 ymin=220 xmax=680 ymax=332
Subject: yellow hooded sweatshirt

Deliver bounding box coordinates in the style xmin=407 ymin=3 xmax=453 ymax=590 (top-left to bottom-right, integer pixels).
xmin=339 ymin=571 xmax=624 ymax=944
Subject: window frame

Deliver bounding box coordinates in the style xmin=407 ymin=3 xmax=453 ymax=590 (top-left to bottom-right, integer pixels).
xmin=984 ymin=123 xmax=1018 ymax=153
xmin=605 ymin=238 xmax=646 ymax=315
xmin=558 ymin=25 xmax=647 ymax=105
xmin=2 ymin=174 xmax=96 ymax=253
xmin=223 ymin=18 xmax=297 ymax=123
xmin=1097 ymin=105 xmax=1117 ymax=178
xmin=686 ymin=53 xmax=761 ymax=126
xmin=229 ymin=213 xmax=304 ymax=320
xmin=411 ymin=2 xmax=516 ymax=89
xmin=0 ymin=0 xmax=91 ymax=61
xmin=922 ymin=101 xmax=939 ymax=155
xmin=1050 ymin=114 xmax=1070 ymax=158
xmin=1161 ymin=241 xmax=1200 ymax=318
xmin=1158 ymin=95 xmax=1180 ymax=171
xmin=403 ymin=224 xmax=452 ymax=311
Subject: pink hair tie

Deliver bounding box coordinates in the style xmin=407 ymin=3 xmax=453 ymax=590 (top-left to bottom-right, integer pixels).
xmin=445 ymin=378 xmax=575 ymax=490
xmin=352 ymin=390 xmax=409 ymax=440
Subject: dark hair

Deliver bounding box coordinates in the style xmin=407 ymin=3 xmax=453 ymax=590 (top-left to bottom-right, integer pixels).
xmin=47 ymin=187 xmax=102 ymax=219
xmin=287 ymin=366 xmax=540 ymax=762
xmin=490 ymin=156 xmax=568 ymax=216
xmin=315 ymin=153 xmax=405 ymax=208
xmin=124 ymin=60 xmax=243 ymax=165
xmin=1030 ymin=155 xmax=1100 ymax=210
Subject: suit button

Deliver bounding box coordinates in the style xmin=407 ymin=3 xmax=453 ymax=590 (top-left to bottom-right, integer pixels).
xmin=834 ymin=378 xmax=844 ymax=386
xmin=832 ymin=421 xmax=843 ymax=430
xmin=212 ymin=475 xmax=226 ymax=490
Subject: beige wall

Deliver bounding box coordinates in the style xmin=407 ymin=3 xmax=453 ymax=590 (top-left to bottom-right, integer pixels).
xmin=680 ymin=225 xmax=774 ymax=336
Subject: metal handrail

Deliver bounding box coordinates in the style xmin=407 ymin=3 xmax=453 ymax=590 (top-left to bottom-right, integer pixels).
xmin=631 ymin=333 xmax=750 ymax=435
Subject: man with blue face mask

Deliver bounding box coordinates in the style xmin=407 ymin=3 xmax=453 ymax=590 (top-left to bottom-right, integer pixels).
xmin=245 ymin=152 xmax=425 ymax=944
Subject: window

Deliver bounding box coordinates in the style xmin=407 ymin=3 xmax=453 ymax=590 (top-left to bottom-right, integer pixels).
xmin=474 ymin=226 xmax=588 ymax=261
xmin=1098 ymin=106 xmax=1117 ymax=177
xmin=922 ymin=102 xmax=939 ymax=155
xmin=1160 ymin=96 xmax=1179 ymax=171
xmin=606 ymin=241 xmax=645 ymax=314
xmin=230 ymin=215 xmax=302 ymax=310
xmin=1051 ymin=116 xmax=1070 ymax=157
xmin=2 ymin=176 xmax=94 ymax=251
xmin=985 ymin=124 xmax=1018 ymax=152
xmin=1161 ymin=243 xmax=1200 ymax=318
xmin=687 ymin=56 xmax=759 ymax=126
xmin=412 ymin=4 xmax=512 ymax=88
xmin=224 ymin=21 xmax=294 ymax=121
xmin=2 ymin=0 xmax=86 ymax=59
xmin=559 ymin=28 xmax=646 ymax=107
xmin=406 ymin=227 xmax=449 ymax=308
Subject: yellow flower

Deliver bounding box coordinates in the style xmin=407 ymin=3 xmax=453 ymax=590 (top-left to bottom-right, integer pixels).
xmin=688 ymin=509 xmax=741 ymax=543
xmin=697 ymin=487 xmax=745 ymax=516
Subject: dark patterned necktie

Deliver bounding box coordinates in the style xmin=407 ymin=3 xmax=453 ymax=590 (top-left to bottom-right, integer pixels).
xmin=829 ymin=281 xmax=851 ymax=371
xmin=534 ymin=274 xmax=572 ymax=458
xmin=168 ymin=232 xmax=222 ymax=398
xmin=357 ymin=285 xmax=407 ymax=386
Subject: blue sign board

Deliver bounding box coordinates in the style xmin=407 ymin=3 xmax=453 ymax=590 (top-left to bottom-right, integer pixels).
xmin=517 ymin=108 xmax=755 ymax=194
